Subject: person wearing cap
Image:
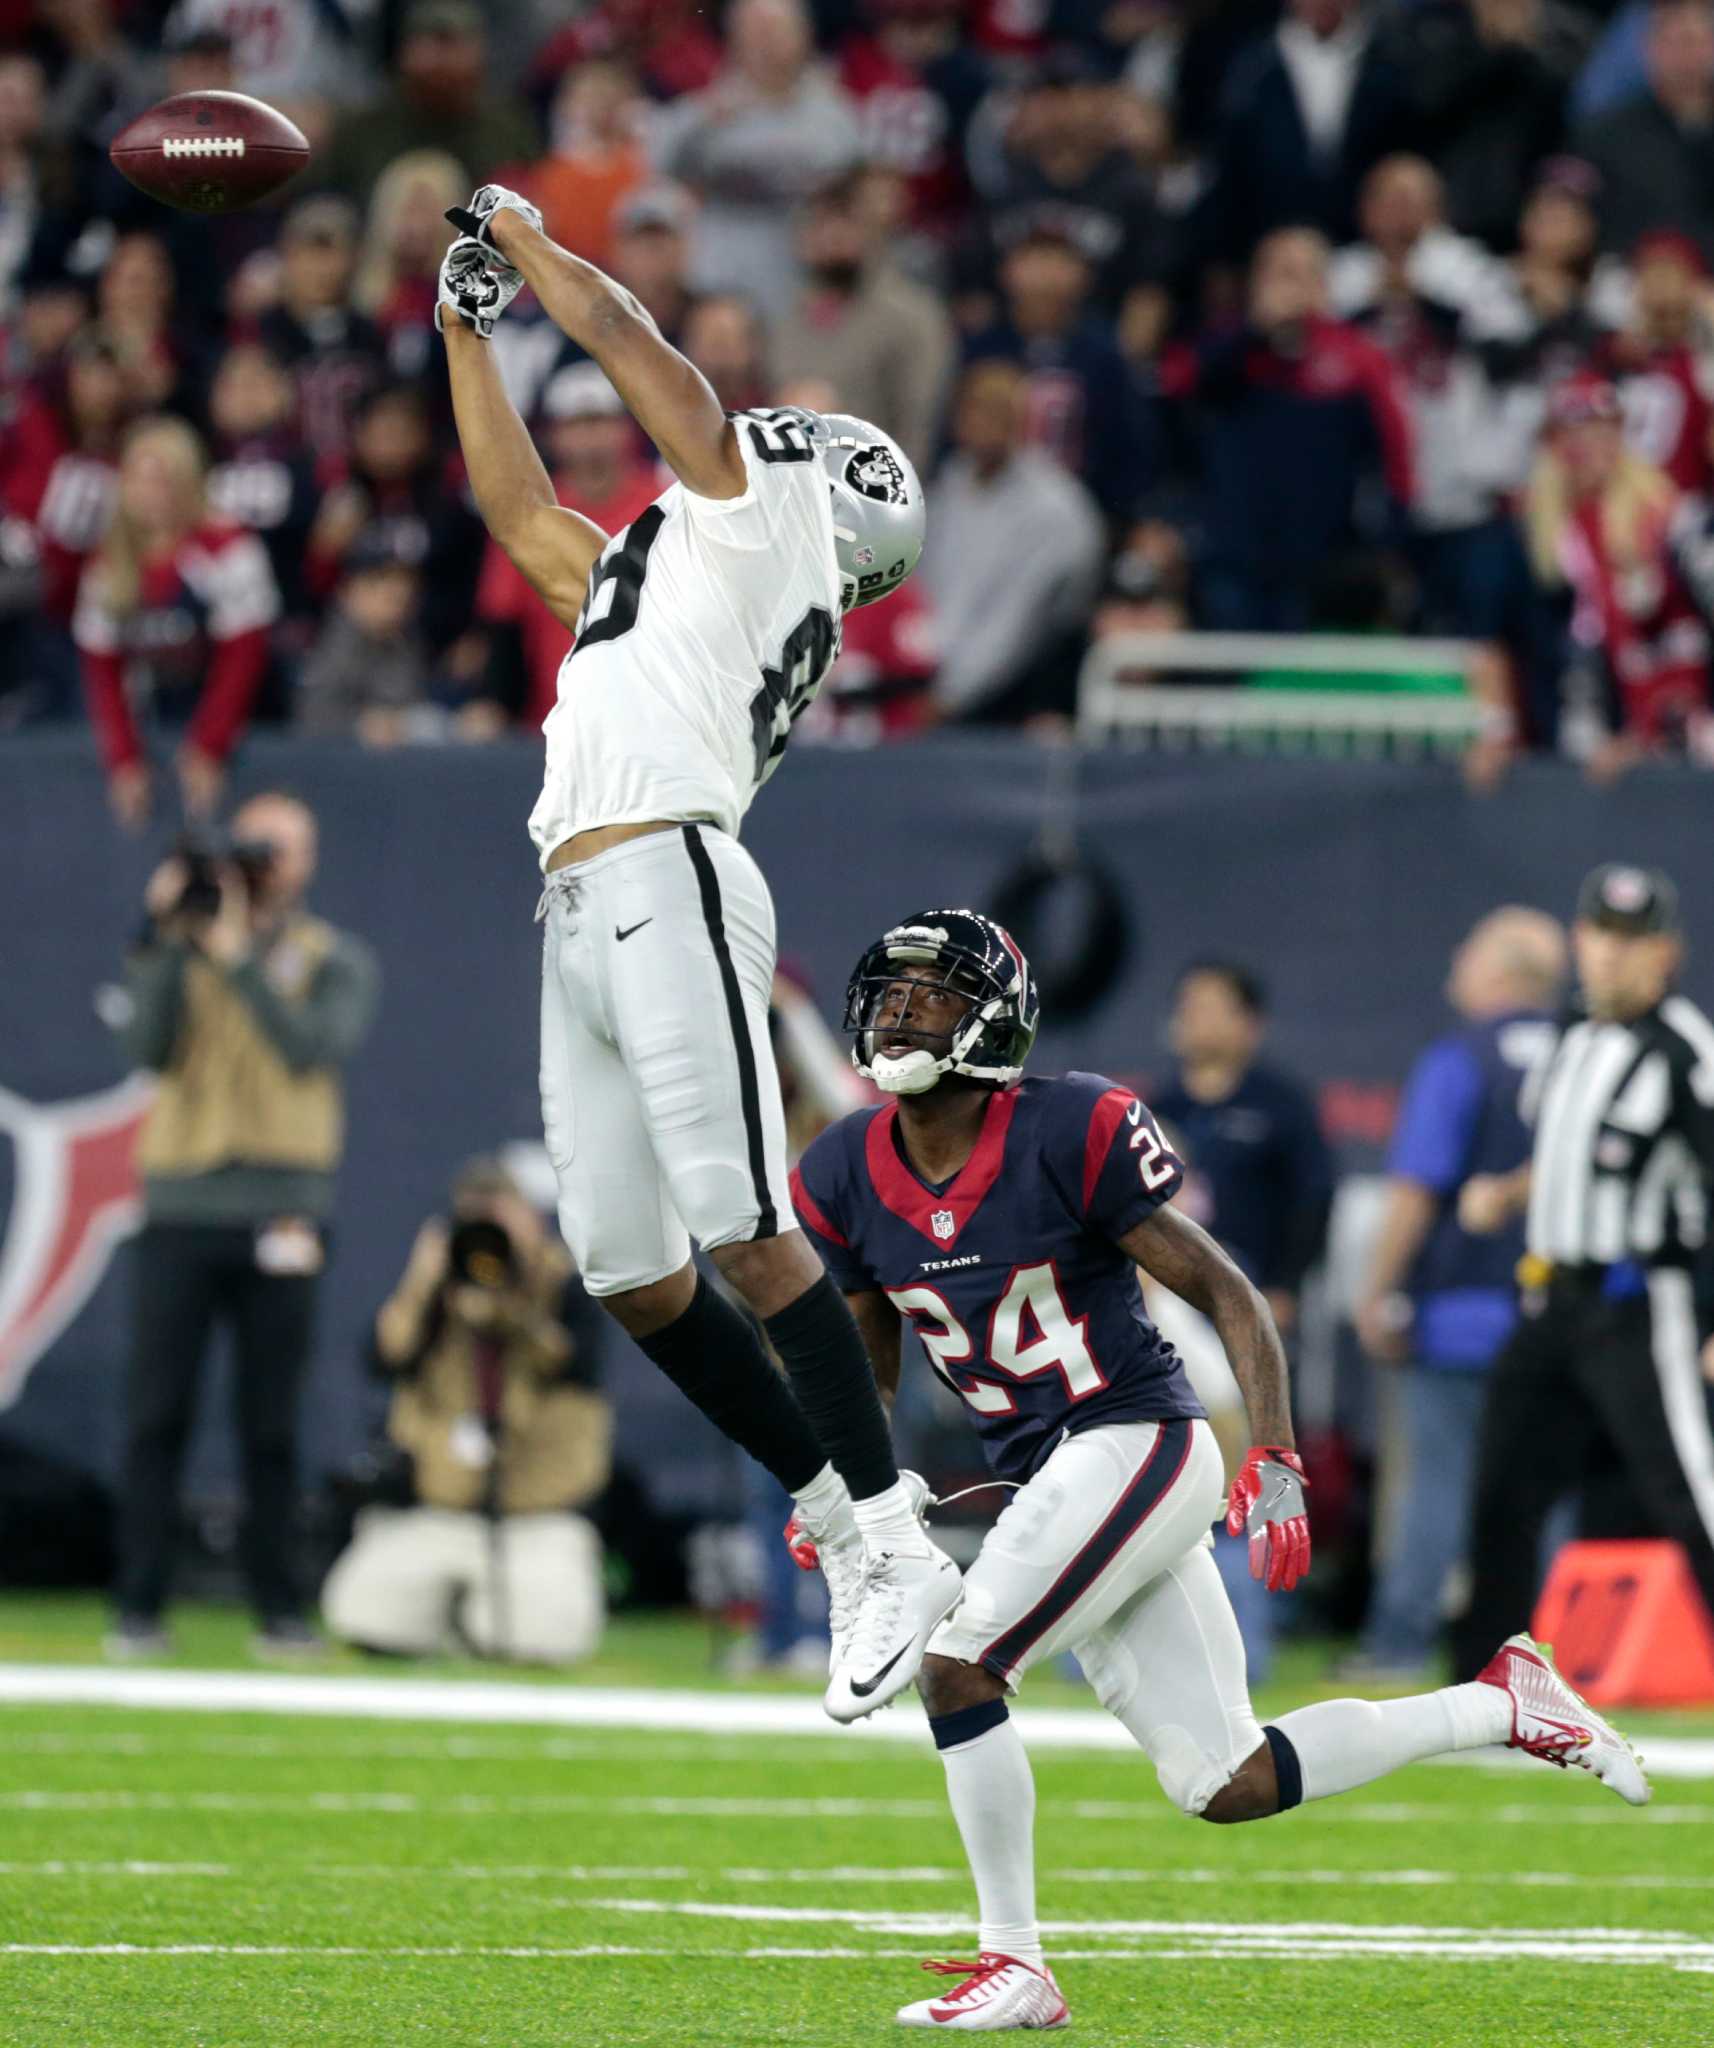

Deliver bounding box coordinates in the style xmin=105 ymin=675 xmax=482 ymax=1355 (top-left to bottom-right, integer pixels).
xmin=609 ymin=182 xmax=697 ymax=346
xmin=1451 ymin=864 xmax=1714 ymax=1679
xmin=469 ymin=361 xmax=661 ymax=731
xmin=1592 ymin=230 xmax=1714 ymax=494
xmin=1523 ymin=370 xmax=1711 ymax=774
xmin=318 ymin=1 xmax=538 ymax=211
xmin=256 ymin=197 xmax=387 ymax=467
xmin=1576 ymin=0 xmax=1714 ymax=265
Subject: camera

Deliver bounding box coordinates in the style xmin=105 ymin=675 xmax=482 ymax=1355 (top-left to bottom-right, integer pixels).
xmin=169 ymin=833 xmax=276 ymax=920
xmin=447 ymin=1216 xmax=517 ymax=1292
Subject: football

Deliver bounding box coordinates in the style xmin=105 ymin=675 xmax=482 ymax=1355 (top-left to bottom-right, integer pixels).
xmin=109 ymin=90 xmax=310 ymax=214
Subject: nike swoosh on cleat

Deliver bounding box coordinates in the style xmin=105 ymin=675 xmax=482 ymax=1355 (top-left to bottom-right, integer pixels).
xmin=848 ymin=1642 xmax=912 ymax=1699
xmin=615 ymin=920 xmax=653 ymax=942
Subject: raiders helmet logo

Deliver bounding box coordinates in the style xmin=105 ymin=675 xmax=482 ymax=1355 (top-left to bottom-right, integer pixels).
xmin=845 ymin=445 xmax=908 ymax=506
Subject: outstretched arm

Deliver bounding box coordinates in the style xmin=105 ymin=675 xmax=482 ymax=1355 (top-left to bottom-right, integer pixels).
xmin=1120 ymin=1203 xmax=1293 ymax=1447
xmin=486 ymin=212 xmax=747 ymax=501
xmin=441 ymin=320 xmax=607 ymax=628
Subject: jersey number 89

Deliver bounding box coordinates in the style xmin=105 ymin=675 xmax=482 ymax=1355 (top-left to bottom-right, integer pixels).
xmin=887 ymin=1264 xmax=1105 ymax=1417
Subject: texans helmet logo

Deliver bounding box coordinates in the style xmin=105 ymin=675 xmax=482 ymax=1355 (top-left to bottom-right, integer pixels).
xmin=845 ymin=446 xmax=908 ymax=506
xmin=0 ymin=1078 xmax=151 ymax=1410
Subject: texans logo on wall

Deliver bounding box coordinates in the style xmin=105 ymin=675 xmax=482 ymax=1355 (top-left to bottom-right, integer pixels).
xmin=0 ymin=1078 xmax=152 ymax=1410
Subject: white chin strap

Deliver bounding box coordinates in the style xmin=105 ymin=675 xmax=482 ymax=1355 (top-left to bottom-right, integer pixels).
xmin=869 ymin=1048 xmax=946 ymax=1095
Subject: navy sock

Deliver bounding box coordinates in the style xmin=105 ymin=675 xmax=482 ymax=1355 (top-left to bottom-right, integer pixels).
xmin=1263 ymin=1724 xmax=1304 ymax=1812
xmin=929 ymin=1698 xmax=1010 ymax=1750
xmin=634 ymin=1274 xmax=826 ymax=1494
xmin=764 ymin=1275 xmax=900 ymax=1501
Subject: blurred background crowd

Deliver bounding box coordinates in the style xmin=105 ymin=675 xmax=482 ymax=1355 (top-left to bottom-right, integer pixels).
xmin=14 ymin=0 xmax=1714 ymax=810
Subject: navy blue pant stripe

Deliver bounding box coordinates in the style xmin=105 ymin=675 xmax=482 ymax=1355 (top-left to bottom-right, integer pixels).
xmin=681 ymin=824 xmax=778 ymax=1239
xmin=978 ymin=1418 xmax=1194 ymax=1680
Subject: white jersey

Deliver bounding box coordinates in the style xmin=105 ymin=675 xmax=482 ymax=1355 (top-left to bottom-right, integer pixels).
xmin=529 ymin=410 xmax=844 ymax=866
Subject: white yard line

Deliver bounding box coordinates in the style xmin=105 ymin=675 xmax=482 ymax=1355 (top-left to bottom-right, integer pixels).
xmin=3 ymin=1857 xmax=1711 ymax=1891
xmin=2 ymin=1664 xmax=1711 ymax=1779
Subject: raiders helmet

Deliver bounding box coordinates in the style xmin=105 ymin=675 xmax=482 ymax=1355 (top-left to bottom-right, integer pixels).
xmin=809 ymin=411 xmax=925 ymax=612
xmin=845 ymin=909 xmax=1039 ymax=1093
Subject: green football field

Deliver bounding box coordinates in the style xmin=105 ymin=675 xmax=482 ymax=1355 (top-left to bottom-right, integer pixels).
xmin=2 ymin=1598 xmax=1712 ymax=2048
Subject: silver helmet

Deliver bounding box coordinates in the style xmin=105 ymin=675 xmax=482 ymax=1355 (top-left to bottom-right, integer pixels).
xmin=808 ymin=411 xmax=925 ymax=612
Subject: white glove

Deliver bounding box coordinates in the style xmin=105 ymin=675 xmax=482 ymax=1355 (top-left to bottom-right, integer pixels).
xmin=435 ymin=238 xmax=522 ymax=340
xmin=444 ymin=183 xmax=543 ymax=254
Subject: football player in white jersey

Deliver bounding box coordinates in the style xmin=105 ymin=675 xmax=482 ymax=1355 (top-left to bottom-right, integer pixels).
xmin=434 ymin=183 xmax=958 ymax=1721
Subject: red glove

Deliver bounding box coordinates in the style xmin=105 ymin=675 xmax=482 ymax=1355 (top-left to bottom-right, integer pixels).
xmin=1226 ymin=1445 xmax=1311 ymax=1592
xmin=783 ymin=1508 xmax=819 ymax=1571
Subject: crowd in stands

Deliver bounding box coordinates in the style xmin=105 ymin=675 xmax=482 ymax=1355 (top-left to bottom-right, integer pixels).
xmin=8 ymin=0 xmax=1714 ymax=817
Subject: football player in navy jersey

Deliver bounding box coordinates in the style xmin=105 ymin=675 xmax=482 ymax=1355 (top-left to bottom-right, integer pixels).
xmin=791 ymin=910 xmax=1651 ymax=2033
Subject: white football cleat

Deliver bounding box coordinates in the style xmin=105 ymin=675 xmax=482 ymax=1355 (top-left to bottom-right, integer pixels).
xmin=787 ymin=1472 xmax=933 ymax=1677
xmin=824 ymin=1540 xmax=961 ymax=1723
xmin=1476 ymin=1632 xmax=1651 ymax=1806
xmin=897 ymin=1954 xmax=1069 ymax=2030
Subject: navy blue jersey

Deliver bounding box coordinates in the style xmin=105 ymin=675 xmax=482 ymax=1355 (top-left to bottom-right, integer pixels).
xmin=792 ymin=1072 xmax=1205 ymax=1483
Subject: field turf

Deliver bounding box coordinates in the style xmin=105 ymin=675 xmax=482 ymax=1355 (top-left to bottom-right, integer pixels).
xmin=2 ymin=1596 xmax=1711 ymax=2048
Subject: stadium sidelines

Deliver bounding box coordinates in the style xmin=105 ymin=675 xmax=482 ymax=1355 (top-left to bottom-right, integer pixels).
xmin=1 ymin=1663 xmax=1712 ymax=1777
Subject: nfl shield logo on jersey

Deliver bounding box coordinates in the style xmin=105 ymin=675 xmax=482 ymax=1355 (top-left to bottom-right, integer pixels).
xmin=931 ymin=1209 xmax=955 ymax=1240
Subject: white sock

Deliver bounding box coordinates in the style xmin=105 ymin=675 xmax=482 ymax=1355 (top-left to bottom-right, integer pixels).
xmin=935 ymin=1707 xmax=1043 ymax=1971
xmin=791 ymin=1462 xmax=855 ymax=1543
xmin=852 ymin=1478 xmax=931 ymax=1556
xmin=1270 ymin=1682 xmax=1512 ymax=1803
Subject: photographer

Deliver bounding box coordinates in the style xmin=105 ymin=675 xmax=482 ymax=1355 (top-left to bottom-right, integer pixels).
xmin=108 ymin=791 xmax=379 ymax=1660
xmin=321 ymin=1160 xmax=611 ymax=1667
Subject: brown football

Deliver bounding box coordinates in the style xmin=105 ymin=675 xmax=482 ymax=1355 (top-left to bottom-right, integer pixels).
xmin=110 ymin=91 xmax=310 ymax=214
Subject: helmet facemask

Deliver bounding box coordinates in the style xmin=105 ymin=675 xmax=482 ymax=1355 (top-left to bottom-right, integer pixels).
xmin=845 ymin=920 xmax=1037 ymax=1092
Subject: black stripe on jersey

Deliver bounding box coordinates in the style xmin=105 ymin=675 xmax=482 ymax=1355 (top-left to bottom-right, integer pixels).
xmin=682 ymin=824 xmax=778 ymax=1240
xmin=978 ymin=1418 xmax=1193 ymax=1681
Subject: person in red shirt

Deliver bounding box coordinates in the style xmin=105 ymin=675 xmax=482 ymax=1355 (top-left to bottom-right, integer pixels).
xmin=75 ymin=416 xmax=280 ymax=829
xmin=1527 ymin=371 xmax=1711 ymax=778
xmin=1 ymin=331 xmax=128 ymax=630
xmin=527 ymin=0 xmax=722 ymax=105
xmin=837 ymin=0 xmax=990 ymax=244
xmin=470 ymin=361 xmax=662 ymax=732
xmin=1594 ymin=229 xmax=1714 ymax=496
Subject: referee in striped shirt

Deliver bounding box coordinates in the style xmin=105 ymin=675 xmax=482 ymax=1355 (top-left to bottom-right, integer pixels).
xmin=1451 ymin=863 xmax=1714 ymax=1681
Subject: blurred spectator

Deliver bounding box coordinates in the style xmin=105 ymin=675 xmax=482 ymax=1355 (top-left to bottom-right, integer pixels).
xmin=472 ymin=361 xmax=661 ymax=733
xmin=836 ymin=0 xmax=990 ymax=246
xmin=966 ymin=218 xmax=1154 ymax=519
xmin=305 ymin=380 xmax=484 ymax=658
xmin=608 ymin=181 xmax=697 ymax=345
xmin=772 ymin=170 xmax=956 ymax=472
xmin=317 ymin=0 xmax=536 ymax=211
xmin=39 ymin=1 xmax=160 ymax=191
xmin=1162 ymin=226 xmax=1415 ymax=630
xmin=807 ymin=573 xmax=941 ymax=739
xmin=963 ymin=45 xmax=1181 ymax=324
xmin=161 ymin=0 xmax=380 ymax=129
xmin=108 ymin=792 xmax=378 ymax=1662
xmin=4 ymin=235 xmax=97 ymax=381
xmin=322 ymin=1161 xmax=609 ymax=1666
xmin=74 ymin=415 xmax=281 ymax=827
xmin=1576 ymin=0 xmax=1714 ymax=264
xmin=922 ymin=356 xmax=1104 ymax=722
xmin=95 ymin=230 xmax=183 ymax=413
xmin=653 ymin=0 xmax=862 ymax=322
xmin=297 ymin=528 xmax=431 ymax=744
xmin=0 ymin=328 xmax=125 ymax=661
xmin=527 ymin=0 xmax=722 ymax=107
xmin=681 ymin=291 xmax=770 ymax=412
xmin=1391 ymin=0 xmax=1584 ymax=254
xmin=204 ymin=342 xmax=319 ymax=634
xmin=252 ymin=196 xmax=385 ymax=468
xmin=1592 ymin=230 xmax=1714 ymax=494
xmin=1350 ymin=907 xmax=1565 ymax=1681
xmin=1204 ymin=0 xmax=1416 ymax=262
xmin=353 ymin=150 xmax=464 ymax=386
xmin=0 ymin=52 xmax=51 ymax=320
xmin=1091 ymin=513 xmax=1192 ymax=638
xmin=1334 ymin=159 xmax=1535 ymax=701
xmin=1526 ymin=371 xmax=1712 ymax=775
xmin=1156 ymin=959 xmax=1334 ymax=1338
xmin=528 ymin=56 xmax=649 ymax=271
xmin=1462 ymin=157 xmax=1611 ymax=491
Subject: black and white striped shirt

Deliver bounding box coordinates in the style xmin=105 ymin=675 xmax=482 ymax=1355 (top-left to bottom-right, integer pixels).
xmin=1525 ymin=996 xmax=1714 ymax=1266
